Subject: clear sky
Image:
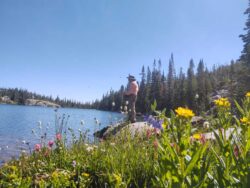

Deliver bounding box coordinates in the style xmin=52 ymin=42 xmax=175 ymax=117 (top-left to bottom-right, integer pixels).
xmin=0 ymin=0 xmax=247 ymax=102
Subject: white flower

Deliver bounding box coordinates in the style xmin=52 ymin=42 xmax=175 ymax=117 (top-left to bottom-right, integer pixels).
xmin=6 ymin=146 xmax=8 ymax=149
xmin=22 ymin=140 xmax=26 ymax=144
xmin=203 ymin=121 xmax=210 ymax=129
xmin=86 ymin=146 xmax=94 ymax=152
xmin=37 ymin=121 xmax=42 ymax=126
xmin=101 ymin=149 xmax=106 ymax=152
xmin=125 ymin=101 xmax=129 ymax=105
xmin=110 ymin=143 xmax=115 ymax=146
xmin=124 ymin=106 xmax=128 ymax=111
xmin=78 ymin=129 xmax=81 ymax=132
xmin=112 ymin=102 xmax=115 ymax=107
xmin=80 ymin=120 xmax=85 ymax=125
xmin=120 ymin=106 xmax=123 ymax=110
xmin=21 ymin=150 xmax=26 ymax=154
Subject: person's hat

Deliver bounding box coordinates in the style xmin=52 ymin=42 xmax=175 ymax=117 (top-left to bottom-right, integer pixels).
xmin=127 ymin=74 xmax=136 ymax=80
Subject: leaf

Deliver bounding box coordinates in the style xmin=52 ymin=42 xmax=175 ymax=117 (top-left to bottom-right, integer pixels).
xmin=234 ymin=99 xmax=245 ymax=115
xmin=184 ymin=143 xmax=208 ymax=177
xmin=151 ymin=100 xmax=157 ymax=111
xmin=212 ymin=128 xmax=224 ymax=149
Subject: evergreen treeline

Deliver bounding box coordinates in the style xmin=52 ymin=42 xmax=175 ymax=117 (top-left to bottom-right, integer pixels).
xmin=0 ymin=88 xmax=94 ymax=109
xmin=95 ymin=57 xmax=248 ymax=115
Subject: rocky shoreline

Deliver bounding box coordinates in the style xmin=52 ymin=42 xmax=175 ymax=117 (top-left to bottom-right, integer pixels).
xmin=0 ymin=96 xmax=60 ymax=108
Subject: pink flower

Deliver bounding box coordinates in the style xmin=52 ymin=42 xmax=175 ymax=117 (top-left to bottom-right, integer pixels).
xmin=200 ymin=134 xmax=206 ymax=145
xmin=56 ymin=134 xmax=62 ymax=141
xmin=153 ymin=139 xmax=158 ymax=149
xmin=35 ymin=144 xmax=41 ymax=152
xmin=234 ymin=145 xmax=239 ymax=158
xmin=48 ymin=140 xmax=54 ymax=148
xmin=146 ymin=129 xmax=152 ymax=139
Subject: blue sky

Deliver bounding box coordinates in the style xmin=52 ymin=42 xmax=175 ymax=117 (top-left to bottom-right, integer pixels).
xmin=0 ymin=0 xmax=247 ymax=102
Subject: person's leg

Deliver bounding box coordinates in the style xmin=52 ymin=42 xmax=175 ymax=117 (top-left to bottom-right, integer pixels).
xmin=130 ymin=95 xmax=137 ymax=123
xmin=128 ymin=96 xmax=132 ymax=122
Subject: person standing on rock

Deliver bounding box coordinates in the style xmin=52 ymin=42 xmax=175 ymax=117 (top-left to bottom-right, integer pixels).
xmin=124 ymin=75 xmax=139 ymax=123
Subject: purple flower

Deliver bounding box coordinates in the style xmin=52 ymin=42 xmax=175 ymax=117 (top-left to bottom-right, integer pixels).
xmin=152 ymin=120 xmax=163 ymax=130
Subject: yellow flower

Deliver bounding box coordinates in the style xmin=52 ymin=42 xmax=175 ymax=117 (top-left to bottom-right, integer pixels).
xmin=240 ymin=117 xmax=250 ymax=124
xmin=51 ymin=171 xmax=59 ymax=179
xmin=162 ymin=121 xmax=168 ymax=129
xmin=246 ymin=92 xmax=250 ymax=98
xmin=82 ymin=172 xmax=90 ymax=177
xmin=193 ymin=134 xmax=201 ymax=139
xmin=175 ymin=107 xmax=195 ymax=118
xmin=214 ymin=98 xmax=231 ymax=108
xmin=113 ymin=173 xmax=122 ymax=183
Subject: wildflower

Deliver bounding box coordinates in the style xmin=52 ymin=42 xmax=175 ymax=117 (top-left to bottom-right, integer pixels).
xmin=146 ymin=129 xmax=152 ymax=139
xmin=112 ymin=102 xmax=115 ymax=106
xmin=203 ymin=121 xmax=210 ymax=129
xmin=246 ymin=92 xmax=250 ymax=98
xmin=80 ymin=120 xmax=85 ymax=125
xmin=72 ymin=160 xmax=76 ymax=168
xmin=214 ymin=97 xmax=231 ymax=108
xmin=200 ymin=134 xmax=206 ymax=144
xmin=86 ymin=146 xmax=94 ymax=152
xmin=113 ymin=173 xmax=122 ymax=183
xmin=240 ymin=117 xmax=250 ymax=124
xmin=124 ymin=106 xmax=128 ymax=111
xmin=22 ymin=140 xmax=26 ymax=144
xmin=234 ymin=145 xmax=239 ymax=158
xmin=193 ymin=134 xmax=201 ymax=140
xmin=82 ymin=172 xmax=90 ymax=177
xmin=110 ymin=143 xmax=115 ymax=146
xmin=125 ymin=101 xmax=129 ymax=105
xmin=175 ymin=107 xmax=195 ymax=118
xmin=56 ymin=133 xmax=62 ymax=141
xmin=153 ymin=139 xmax=158 ymax=149
xmin=101 ymin=149 xmax=106 ymax=152
xmin=48 ymin=141 xmax=54 ymax=148
xmin=37 ymin=121 xmax=42 ymax=126
xmin=35 ymin=144 xmax=41 ymax=152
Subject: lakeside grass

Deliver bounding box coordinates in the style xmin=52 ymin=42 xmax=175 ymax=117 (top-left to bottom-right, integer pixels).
xmin=0 ymin=94 xmax=250 ymax=187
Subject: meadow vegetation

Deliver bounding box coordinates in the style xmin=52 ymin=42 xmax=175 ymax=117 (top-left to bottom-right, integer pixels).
xmin=0 ymin=93 xmax=250 ymax=187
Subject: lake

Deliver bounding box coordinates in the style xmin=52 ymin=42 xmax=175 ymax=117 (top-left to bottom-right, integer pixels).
xmin=0 ymin=104 xmax=125 ymax=164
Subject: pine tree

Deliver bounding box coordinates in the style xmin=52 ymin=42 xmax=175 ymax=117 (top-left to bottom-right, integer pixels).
xmin=240 ymin=0 xmax=250 ymax=66
xmin=186 ymin=59 xmax=196 ymax=110
xmin=167 ymin=53 xmax=176 ymax=111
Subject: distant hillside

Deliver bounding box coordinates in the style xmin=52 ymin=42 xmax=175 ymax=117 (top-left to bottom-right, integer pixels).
xmin=0 ymin=88 xmax=94 ymax=109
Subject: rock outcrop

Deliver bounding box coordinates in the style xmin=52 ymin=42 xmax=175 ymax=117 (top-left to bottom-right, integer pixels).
xmin=25 ymin=99 xmax=61 ymax=108
xmin=0 ymin=96 xmax=16 ymax=104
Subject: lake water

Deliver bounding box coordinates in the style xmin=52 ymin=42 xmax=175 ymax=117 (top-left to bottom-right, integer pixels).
xmin=0 ymin=104 xmax=125 ymax=164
